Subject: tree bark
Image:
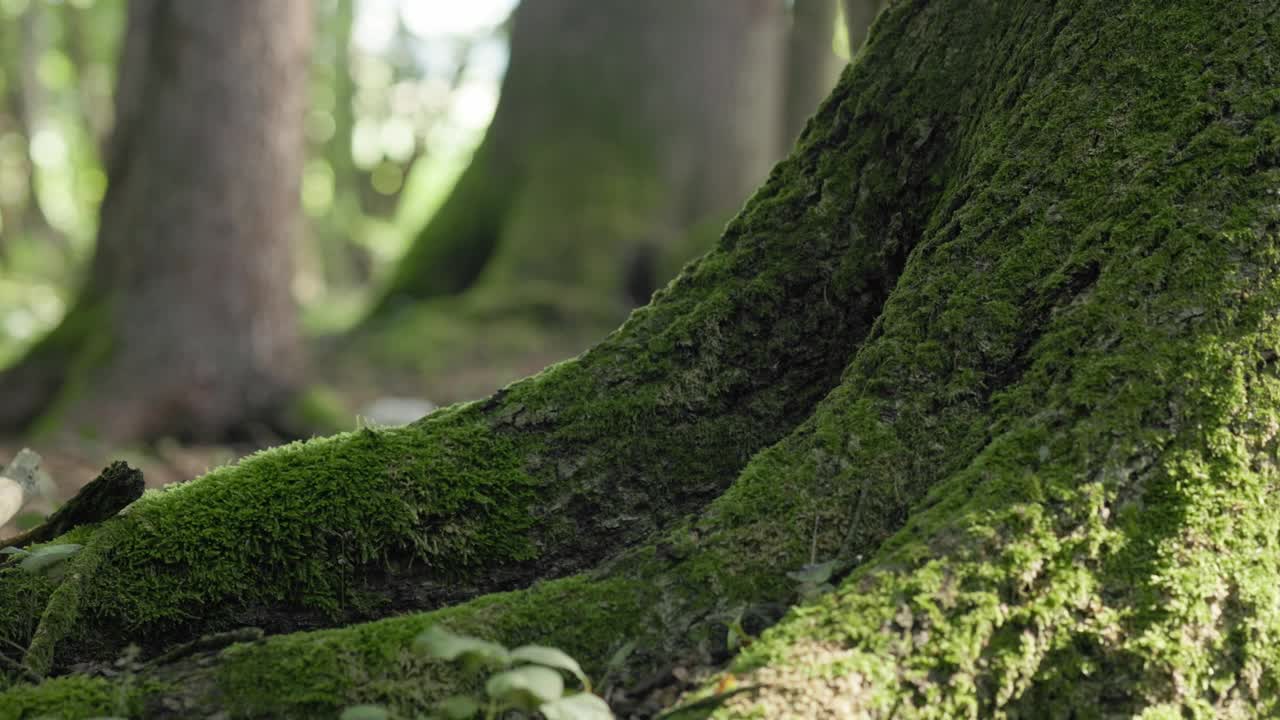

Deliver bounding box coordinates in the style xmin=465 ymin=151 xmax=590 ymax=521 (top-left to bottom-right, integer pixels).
xmin=0 ymin=0 xmax=312 ymax=443
xmin=4 ymin=0 xmax=1279 ymax=717
xmin=370 ymin=0 xmax=787 ymax=319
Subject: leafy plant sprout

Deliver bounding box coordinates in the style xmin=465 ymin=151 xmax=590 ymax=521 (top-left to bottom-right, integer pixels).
xmin=339 ymin=626 xmax=613 ymax=720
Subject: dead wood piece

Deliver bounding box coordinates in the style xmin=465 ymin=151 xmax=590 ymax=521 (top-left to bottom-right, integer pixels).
xmin=0 ymin=461 xmax=144 ymax=549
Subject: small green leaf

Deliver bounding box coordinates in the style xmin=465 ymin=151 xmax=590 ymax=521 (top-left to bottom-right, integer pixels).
xmin=540 ymin=692 xmax=614 ymax=720
xmin=510 ymin=644 xmax=590 ymax=690
xmin=19 ymin=543 xmax=82 ymax=575
xmin=785 ymin=559 xmax=837 ymax=585
xmin=338 ymin=705 xmax=390 ymax=720
xmin=0 ymin=546 xmax=28 ymax=556
xmin=486 ymin=665 xmax=564 ymax=710
xmin=606 ymin=641 xmax=635 ymax=671
xmin=415 ymin=626 xmax=510 ymax=667
xmin=435 ymin=695 xmax=482 ymax=719
xmin=727 ymin=623 xmax=746 ymax=651
xmin=798 ymin=582 xmax=836 ymax=601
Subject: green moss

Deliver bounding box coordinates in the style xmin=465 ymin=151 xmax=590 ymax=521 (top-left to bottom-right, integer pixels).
xmin=0 ymin=569 xmax=56 ymax=678
xmin=215 ymin=573 xmax=653 ymax=717
xmin=24 ymin=541 xmax=108 ymax=678
xmin=8 ymin=2 xmax=1274 ymax=718
xmin=0 ymin=675 xmax=141 ymax=720
xmin=1 ymin=0 xmax=944 ymax=687
xmin=0 ymin=170 xmax=878 ymax=659
xmin=82 ymin=417 xmax=540 ymax=635
xmin=0 ymin=411 xmax=552 ymax=668
xmin=688 ymin=1 xmax=1280 ymax=716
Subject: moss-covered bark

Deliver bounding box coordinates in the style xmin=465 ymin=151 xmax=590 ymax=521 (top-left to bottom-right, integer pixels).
xmin=0 ymin=57 xmax=907 ymax=671
xmin=5 ymin=0 xmax=1279 ymax=718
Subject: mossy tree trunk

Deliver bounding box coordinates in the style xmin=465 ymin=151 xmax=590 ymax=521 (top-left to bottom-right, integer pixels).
xmin=0 ymin=0 xmax=312 ymax=443
xmin=369 ymin=0 xmax=787 ymax=320
xmin=4 ymin=1 xmax=1280 ymax=718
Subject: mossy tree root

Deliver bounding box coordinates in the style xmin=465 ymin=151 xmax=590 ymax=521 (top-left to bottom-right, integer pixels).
xmin=5 ymin=0 xmax=1280 ymax=718
xmin=0 ymin=52 xmax=922 ymax=671
xmin=0 ymin=0 xmax=941 ymax=704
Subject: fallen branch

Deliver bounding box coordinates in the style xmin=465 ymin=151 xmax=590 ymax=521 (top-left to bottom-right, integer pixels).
xmin=0 ymin=461 xmax=143 ymax=550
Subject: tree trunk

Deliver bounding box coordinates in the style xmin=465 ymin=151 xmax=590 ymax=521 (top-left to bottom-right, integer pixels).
xmin=4 ymin=1 xmax=1279 ymax=717
xmin=842 ymin=0 xmax=887 ymax=55
xmin=353 ymin=0 xmax=787 ymax=405
xmin=370 ymin=0 xmax=786 ymax=319
xmin=0 ymin=0 xmax=311 ymax=442
xmin=782 ymin=0 xmax=844 ymax=148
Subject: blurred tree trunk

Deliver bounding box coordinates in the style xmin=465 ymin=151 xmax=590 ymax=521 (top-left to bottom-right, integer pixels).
xmin=843 ymin=0 xmax=888 ymax=53
xmin=311 ymin=0 xmax=368 ymax=291
xmin=369 ymin=0 xmax=787 ymax=320
xmin=0 ymin=0 xmax=312 ymax=443
xmin=782 ymin=0 xmax=844 ymax=148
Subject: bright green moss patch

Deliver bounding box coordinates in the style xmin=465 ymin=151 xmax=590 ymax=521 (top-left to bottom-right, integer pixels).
xmin=215 ymin=573 xmax=654 ymax=717
xmin=0 ymin=411 xmax=548 ymax=667
xmin=79 ymin=416 xmax=540 ymax=636
xmin=0 ymin=675 xmax=141 ymax=720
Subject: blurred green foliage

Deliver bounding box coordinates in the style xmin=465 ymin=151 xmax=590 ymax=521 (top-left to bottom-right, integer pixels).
xmin=0 ymin=0 xmax=512 ymax=360
xmin=0 ymin=0 xmax=120 ymax=366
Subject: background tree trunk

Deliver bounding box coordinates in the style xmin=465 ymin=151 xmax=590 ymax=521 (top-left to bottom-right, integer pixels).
xmin=370 ymin=0 xmax=787 ymax=319
xmin=842 ymin=0 xmax=887 ymax=54
xmin=782 ymin=0 xmax=844 ymax=148
xmin=0 ymin=0 xmax=312 ymax=442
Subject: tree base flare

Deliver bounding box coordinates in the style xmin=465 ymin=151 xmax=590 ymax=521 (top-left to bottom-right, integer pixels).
xmin=4 ymin=1 xmax=1280 ymax=717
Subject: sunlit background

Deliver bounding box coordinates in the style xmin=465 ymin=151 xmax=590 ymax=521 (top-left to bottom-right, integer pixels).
xmin=0 ymin=0 xmax=519 ymax=362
